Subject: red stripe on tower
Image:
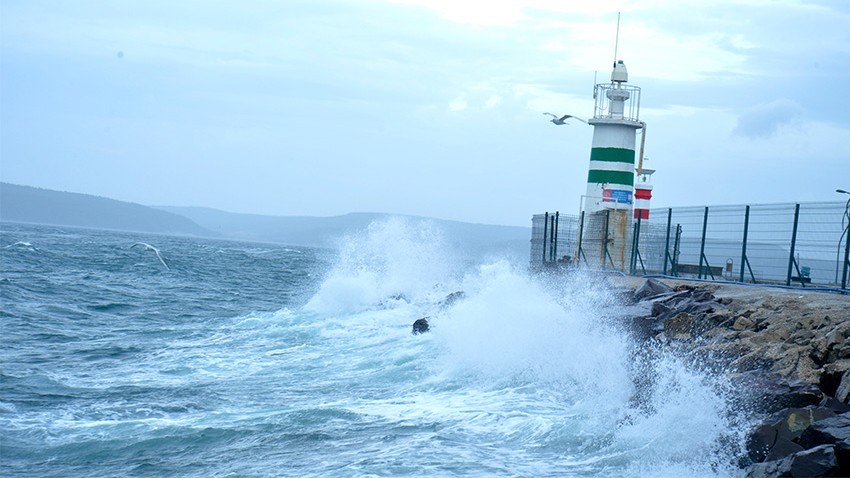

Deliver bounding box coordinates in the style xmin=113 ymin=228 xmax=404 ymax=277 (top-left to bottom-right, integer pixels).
xmin=634 ymin=189 xmax=652 ymax=200
xmin=633 ymin=183 xmax=653 ymax=219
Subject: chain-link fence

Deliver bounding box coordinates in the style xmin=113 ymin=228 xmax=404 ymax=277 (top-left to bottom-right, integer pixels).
xmin=530 ymin=201 xmax=850 ymax=289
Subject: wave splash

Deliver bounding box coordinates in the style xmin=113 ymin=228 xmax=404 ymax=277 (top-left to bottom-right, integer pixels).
xmin=301 ymin=217 xmax=747 ymax=476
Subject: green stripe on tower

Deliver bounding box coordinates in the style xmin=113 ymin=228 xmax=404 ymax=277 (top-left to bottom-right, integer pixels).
xmin=587 ymin=170 xmax=634 ymax=186
xmin=589 ymin=147 xmax=635 ymax=164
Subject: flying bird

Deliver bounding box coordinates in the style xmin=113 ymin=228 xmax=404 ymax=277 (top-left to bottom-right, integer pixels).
xmin=131 ymin=242 xmax=170 ymax=270
xmin=543 ymin=113 xmax=588 ymax=125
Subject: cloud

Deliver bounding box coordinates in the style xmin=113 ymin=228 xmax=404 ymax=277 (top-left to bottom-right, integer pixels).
xmin=733 ymin=98 xmax=804 ymax=138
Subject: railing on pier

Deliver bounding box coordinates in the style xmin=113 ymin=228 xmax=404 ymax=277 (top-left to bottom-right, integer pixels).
xmin=530 ymin=201 xmax=850 ymax=290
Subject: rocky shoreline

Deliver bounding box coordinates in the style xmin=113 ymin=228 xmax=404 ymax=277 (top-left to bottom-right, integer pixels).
xmin=619 ymin=277 xmax=850 ymax=477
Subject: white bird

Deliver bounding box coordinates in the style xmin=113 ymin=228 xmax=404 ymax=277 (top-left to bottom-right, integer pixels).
xmin=543 ymin=113 xmax=588 ymax=125
xmin=131 ymin=242 xmax=170 ymax=270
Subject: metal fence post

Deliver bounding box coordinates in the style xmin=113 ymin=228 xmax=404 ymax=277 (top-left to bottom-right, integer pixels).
xmin=630 ymin=220 xmax=638 ymax=275
xmin=553 ymin=211 xmax=559 ymax=262
xmin=698 ymin=206 xmax=709 ymax=279
xmin=549 ymin=214 xmax=556 ymax=262
xmin=672 ymin=224 xmax=682 ymax=276
xmin=786 ymin=203 xmax=800 ymax=286
xmin=633 ymin=215 xmax=644 ymax=275
xmin=577 ymin=210 xmax=587 ymax=266
xmin=740 ymin=205 xmax=750 ymax=283
xmin=663 ymin=208 xmax=672 ymax=275
xmin=602 ymin=209 xmax=611 ymax=270
xmin=542 ymin=212 xmax=549 ymax=263
xmin=841 ymin=226 xmax=850 ymax=289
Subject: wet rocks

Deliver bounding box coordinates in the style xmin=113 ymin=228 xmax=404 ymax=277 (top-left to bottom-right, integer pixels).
xmin=746 ymin=406 xmax=836 ymax=463
xmin=798 ymin=413 xmax=850 ymax=451
xmin=746 ymin=445 xmax=841 ymax=478
xmin=633 ymin=278 xmax=674 ymax=301
xmin=838 ymin=372 xmax=850 ymax=403
xmin=625 ymin=278 xmax=850 ymax=477
xmin=412 ymin=318 xmax=430 ymax=335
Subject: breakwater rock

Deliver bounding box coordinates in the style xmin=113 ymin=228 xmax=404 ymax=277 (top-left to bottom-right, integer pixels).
xmin=622 ymin=277 xmax=850 ymax=477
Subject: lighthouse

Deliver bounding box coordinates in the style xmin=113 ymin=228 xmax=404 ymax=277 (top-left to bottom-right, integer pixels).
xmin=585 ymin=60 xmax=643 ymax=213
xmin=580 ymin=59 xmax=645 ymax=270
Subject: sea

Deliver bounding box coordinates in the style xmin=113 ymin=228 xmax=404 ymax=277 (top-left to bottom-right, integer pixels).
xmin=1 ymin=219 xmax=753 ymax=477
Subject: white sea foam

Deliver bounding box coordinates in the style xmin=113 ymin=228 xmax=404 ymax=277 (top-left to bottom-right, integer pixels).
xmin=305 ymin=217 xmax=463 ymax=314
xmin=298 ymin=217 xmax=747 ymax=476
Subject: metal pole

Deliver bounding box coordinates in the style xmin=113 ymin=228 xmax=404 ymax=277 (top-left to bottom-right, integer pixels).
xmin=577 ymin=210 xmax=586 ymax=266
xmin=698 ymin=206 xmax=709 ymax=279
xmin=786 ymin=204 xmax=800 ymax=286
xmin=633 ymin=215 xmax=642 ymax=275
xmin=629 ymin=221 xmax=638 ymax=275
xmin=740 ymin=205 xmax=750 ymax=283
xmin=549 ymin=214 xmax=556 ymax=262
xmin=843 ymin=217 xmax=850 ymax=289
xmin=673 ymin=224 xmax=681 ymax=276
xmin=663 ymin=208 xmax=672 ymax=275
xmin=603 ymin=209 xmax=611 ymax=270
xmin=552 ymin=211 xmax=561 ymax=261
xmin=542 ymin=212 xmax=548 ymax=263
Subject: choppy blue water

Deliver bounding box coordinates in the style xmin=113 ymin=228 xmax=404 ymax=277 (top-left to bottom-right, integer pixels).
xmin=1 ymin=220 xmax=749 ymax=477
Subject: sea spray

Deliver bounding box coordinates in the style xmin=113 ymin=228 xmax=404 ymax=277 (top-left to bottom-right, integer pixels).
xmin=300 ymin=218 xmax=749 ymax=475
xmin=305 ymin=217 xmax=464 ymax=315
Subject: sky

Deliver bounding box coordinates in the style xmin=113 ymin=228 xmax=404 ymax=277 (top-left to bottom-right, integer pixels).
xmin=1 ymin=0 xmax=849 ymax=227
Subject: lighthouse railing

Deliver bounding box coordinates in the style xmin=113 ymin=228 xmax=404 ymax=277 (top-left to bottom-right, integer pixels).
xmin=592 ymin=83 xmax=641 ymax=121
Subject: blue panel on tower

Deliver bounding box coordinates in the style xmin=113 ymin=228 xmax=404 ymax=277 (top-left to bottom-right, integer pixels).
xmin=602 ymin=189 xmax=633 ymax=205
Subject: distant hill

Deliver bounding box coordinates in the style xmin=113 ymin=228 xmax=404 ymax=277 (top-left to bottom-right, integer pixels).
xmin=0 ymin=183 xmax=211 ymax=236
xmin=0 ymin=183 xmax=532 ymax=259
xmin=157 ymin=206 xmax=532 ymax=259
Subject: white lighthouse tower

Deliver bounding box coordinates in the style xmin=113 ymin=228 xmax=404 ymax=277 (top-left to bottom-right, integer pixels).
xmin=579 ymin=58 xmax=645 ymax=270
xmin=585 ymin=60 xmax=643 ymax=213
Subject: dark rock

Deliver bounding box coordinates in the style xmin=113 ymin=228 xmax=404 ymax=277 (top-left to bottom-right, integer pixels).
xmin=683 ymin=300 xmax=718 ymax=315
xmin=412 ymin=318 xmax=430 ymax=335
xmin=691 ymin=289 xmax=715 ymax=302
xmin=837 ymin=371 xmax=850 ymax=404
xmin=746 ymin=407 xmax=836 ymax=463
xmin=769 ymin=407 xmax=836 ymax=442
xmin=440 ymin=291 xmax=466 ymax=309
xmin=820 ymin=396 xmax=850 ymax=414
xmin=663 ymin=312 xmax=694 ymax=339
xmin=748 ymin=423 xmax=780 ymax=463
xmin=628 ymin=316 xmax=664 ymax=340
xmin=746 ymin=445 xmax=839 ymax=478
xmin=765 ymin=439 xmax=806 ymax=462
xmin=819 ymin=370 xmax=845 ymax=398
xmin=734 ymin=373 xmax=824 ymax=413
xmin=633 ymin=278 xmax=674 ymax=301
xmin=651 ymin=301 xmax=673 ymax=317
xmin=770 ymin=380 xmax=825 ymax=412
xmin=798 ymin=413 xmax=850 ymax=451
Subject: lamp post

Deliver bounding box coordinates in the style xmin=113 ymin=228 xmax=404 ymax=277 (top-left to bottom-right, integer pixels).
xmin=838 ymin=189 xmax=850 ymax=289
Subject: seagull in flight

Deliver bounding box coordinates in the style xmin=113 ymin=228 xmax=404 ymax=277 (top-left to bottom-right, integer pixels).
xmin=131 ymin=242 xmax=170 ymax=270
xmin=543 ymin=113 xmax=588 ymax=125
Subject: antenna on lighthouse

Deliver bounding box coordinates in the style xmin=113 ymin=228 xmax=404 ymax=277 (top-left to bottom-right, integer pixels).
xmin=613 ymin=12 xmax=621 ymax=67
